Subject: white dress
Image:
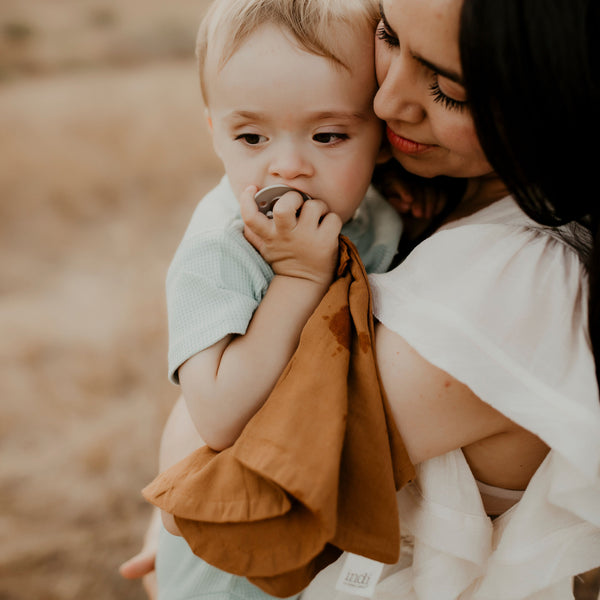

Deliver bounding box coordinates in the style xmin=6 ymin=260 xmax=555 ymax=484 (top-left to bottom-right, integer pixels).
xmin=301 ymin=197 xmax=600 ymax=600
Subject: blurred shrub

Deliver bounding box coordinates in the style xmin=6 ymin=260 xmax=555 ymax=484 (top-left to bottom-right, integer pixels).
xmin=3 ymin=21 xmax=35 ymax=43
xmin=88 ymin=7 xmax=118 ymax=29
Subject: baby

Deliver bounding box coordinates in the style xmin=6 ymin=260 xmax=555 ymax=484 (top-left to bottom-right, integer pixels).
xmin=153 ymin=0 xmax=403 ymax=598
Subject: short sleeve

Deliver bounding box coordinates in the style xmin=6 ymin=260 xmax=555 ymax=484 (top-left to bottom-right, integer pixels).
xmin=166 ymin=225 xmax=272 ymax=383
xmin=165 ymin=179 xmax=401 ymax=385
xmin=369 ymin=217 xmax=600 ymax=476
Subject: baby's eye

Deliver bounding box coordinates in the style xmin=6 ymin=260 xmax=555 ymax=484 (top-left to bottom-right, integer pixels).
xmin=313 ymin=132 xmax=348 ymax=144
xmin=235 ymin=133 xmax=267 ymax=145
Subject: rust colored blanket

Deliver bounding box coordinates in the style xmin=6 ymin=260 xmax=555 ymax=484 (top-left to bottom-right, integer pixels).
xmin=142 ymin=236 xmax=415 ymax=597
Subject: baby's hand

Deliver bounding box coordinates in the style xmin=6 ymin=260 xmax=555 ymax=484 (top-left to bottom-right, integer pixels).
xmin=240 ymin=185 xmax=342 ymax=287
xmin=372 ymin=160 xmax=448 ymax=219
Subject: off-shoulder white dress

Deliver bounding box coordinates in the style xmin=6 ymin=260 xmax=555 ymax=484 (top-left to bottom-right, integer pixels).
xmin=301 ymin=197 xmax=600 ymax=600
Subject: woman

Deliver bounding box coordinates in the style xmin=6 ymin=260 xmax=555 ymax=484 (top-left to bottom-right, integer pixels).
xmin=122 ymin=0 xmax=600 ymax=597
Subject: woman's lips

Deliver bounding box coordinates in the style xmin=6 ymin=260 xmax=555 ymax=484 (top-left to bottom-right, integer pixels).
xmin=386 ymin=126 xmax=436 ymax=155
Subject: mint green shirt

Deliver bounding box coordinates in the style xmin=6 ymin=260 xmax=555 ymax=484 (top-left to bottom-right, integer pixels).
xmin=167 ymin=176 xmax=402 ymax=383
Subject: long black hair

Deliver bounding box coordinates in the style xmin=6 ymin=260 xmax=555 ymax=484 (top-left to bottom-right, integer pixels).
xmin=460 ymin=0 xmax=600 ymax=388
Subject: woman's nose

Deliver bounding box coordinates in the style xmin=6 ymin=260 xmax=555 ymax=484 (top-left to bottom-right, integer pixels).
xmin=374 ymin=55 xmax=426 ymax=124
xmin=269 ymin=143 xmax=313 ymax=180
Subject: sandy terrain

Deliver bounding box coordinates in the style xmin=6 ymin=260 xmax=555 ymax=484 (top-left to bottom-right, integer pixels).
xmin=1 ymin=1 xmax=598 ymax=599
xmin=1 ymin=1 xmax=221 ymax=598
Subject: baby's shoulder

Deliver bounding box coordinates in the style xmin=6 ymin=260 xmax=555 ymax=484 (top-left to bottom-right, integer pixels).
xmin=182 ymin=177 xmax=240 ymax=239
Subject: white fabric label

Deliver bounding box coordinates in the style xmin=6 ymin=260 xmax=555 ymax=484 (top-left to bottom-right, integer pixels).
xmin=334 ymin=553 xmax=385 ymax=598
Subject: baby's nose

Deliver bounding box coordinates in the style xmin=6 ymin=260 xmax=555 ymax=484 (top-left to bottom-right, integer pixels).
xmin=269 ymin=144 xmax=314 ymax=179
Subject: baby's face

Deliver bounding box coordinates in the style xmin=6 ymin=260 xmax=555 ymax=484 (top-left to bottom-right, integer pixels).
xmin=205 ymin=22 xmax=383 ymax=224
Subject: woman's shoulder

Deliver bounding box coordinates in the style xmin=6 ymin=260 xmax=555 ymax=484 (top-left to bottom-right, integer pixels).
xmin=369 ymin=196 xmax=590 ymax=349
xmin=368 ymin=195 xmax=598 ymax=440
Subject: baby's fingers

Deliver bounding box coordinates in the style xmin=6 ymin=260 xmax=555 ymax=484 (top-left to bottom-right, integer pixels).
xmin=239 ymin=185 xmax=270 ymax=234
xmin=384 ymin=178 xmax=415 ymax=215
xmin=243 ymin=225 xmax=265 ymax=253
xmin=317 ymin=211 xmax=343 ymax=238
xmin=411 ymin=187 xmax=446 ymax=219
xmin=271 ymin=191 xmax=306 ymax=229
xmin=296 ymin=198 xmax=330 ymax=226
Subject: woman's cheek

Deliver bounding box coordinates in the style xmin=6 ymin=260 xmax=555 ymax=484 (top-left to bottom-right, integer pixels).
xmin=435 ymin=114 xmax=489 ymax=170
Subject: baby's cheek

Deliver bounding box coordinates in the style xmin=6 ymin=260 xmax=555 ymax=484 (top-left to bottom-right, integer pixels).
xmin=337 ymin=183 xmax=371 ymax=221
xmin=229 ymin=173 xmax=256 ymax=202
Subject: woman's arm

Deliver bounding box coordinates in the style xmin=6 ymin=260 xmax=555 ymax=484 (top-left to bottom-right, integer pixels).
xmin=375 ymin=323 xmax=549 ymax=489
xmin=119 ymin=395 xmax=202 ymax=590
xmin=234 ymin=185 xmax=549 ymax=487
xmin=118 ymin=506 xmax=160 ymax=599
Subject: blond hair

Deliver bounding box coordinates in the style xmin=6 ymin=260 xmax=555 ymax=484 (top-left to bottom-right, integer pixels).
xmin=196 ymin=0 xmax=379 ymax=103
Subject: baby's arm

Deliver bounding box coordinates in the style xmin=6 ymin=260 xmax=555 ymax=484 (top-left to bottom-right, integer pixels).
xmin=179 ymin=186 xmax=341 ymax=451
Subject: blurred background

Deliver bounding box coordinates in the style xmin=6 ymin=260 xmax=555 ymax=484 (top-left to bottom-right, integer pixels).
xmin=0 ymin=0 xmax=221 ymax=598
xmin=1 ymin=1 xmax=598 ymax=599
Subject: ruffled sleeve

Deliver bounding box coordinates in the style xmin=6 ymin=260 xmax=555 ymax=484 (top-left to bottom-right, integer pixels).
xmin=166 ymin=226 xmax=273 ymax=384
xmin=369 ymin=205 xmax=600 ymax=474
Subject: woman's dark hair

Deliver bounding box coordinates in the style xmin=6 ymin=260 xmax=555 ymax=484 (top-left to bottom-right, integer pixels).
xmin=460 ymin=0 xmax=600 ymax=388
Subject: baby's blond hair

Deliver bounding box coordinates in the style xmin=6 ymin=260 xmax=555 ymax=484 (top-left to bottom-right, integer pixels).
xmin=196 ymin=0 xmax=379 ymax=103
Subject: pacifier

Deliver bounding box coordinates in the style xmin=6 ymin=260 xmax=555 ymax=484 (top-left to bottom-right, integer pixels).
xmin=254 ymin=185 xmax=311 ymax=218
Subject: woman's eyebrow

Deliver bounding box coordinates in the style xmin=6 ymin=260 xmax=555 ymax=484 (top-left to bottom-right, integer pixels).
xmin=412 ymin=53 xmax=464 ymax=85
xmin=378 ymin=1 xmax=464 ymax=86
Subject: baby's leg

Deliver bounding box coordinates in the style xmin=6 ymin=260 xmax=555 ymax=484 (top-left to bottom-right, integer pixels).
xmin=157 ymin=527 xmax=301 ymax=600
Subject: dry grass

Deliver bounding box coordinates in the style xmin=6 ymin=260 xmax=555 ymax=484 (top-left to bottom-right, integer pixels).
xmin=0 ymin=63 xmax=220 ymax=598
xmin=0 ymin=0 xmax=205 ymax=80
xmin=0 ymin=1 xmax=224 ymax=598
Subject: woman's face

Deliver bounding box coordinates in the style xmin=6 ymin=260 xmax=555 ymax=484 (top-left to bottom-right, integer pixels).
xmin=375 ymin=0 xmax=493 ymax=179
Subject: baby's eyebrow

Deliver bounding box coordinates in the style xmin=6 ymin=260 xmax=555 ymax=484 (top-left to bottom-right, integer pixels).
xmin=227 ymin=109 xmax=368 ymax=124
xmin=227 ymin=110 xmax=266 ymax=123
xmin=308 ymin=110 xmax=368 ymax=122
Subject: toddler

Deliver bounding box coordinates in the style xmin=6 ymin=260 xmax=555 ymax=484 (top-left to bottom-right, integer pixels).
xmin=155 ymin=0 xmax=403 ymax=598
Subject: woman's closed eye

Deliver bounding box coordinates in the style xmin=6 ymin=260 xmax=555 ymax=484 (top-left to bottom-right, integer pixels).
xmin=377 ymin=15 xmax=467 ymax=114
xmin=429 ymin=78 xmax=467 ymax=112
xmin=313 ymin=132 xmax=349 ymax=145
xmin=235 ymin=133 xmax=267 ymax=146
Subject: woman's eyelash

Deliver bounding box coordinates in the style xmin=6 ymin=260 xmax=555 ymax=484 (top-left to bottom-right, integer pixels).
xmin=376 ymin=22 xmax=399 ymax=47
xmin=377 ymin=19 xmax=467 ymax=114
xmin=429 ymin=79 xmax=467 ymax=112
